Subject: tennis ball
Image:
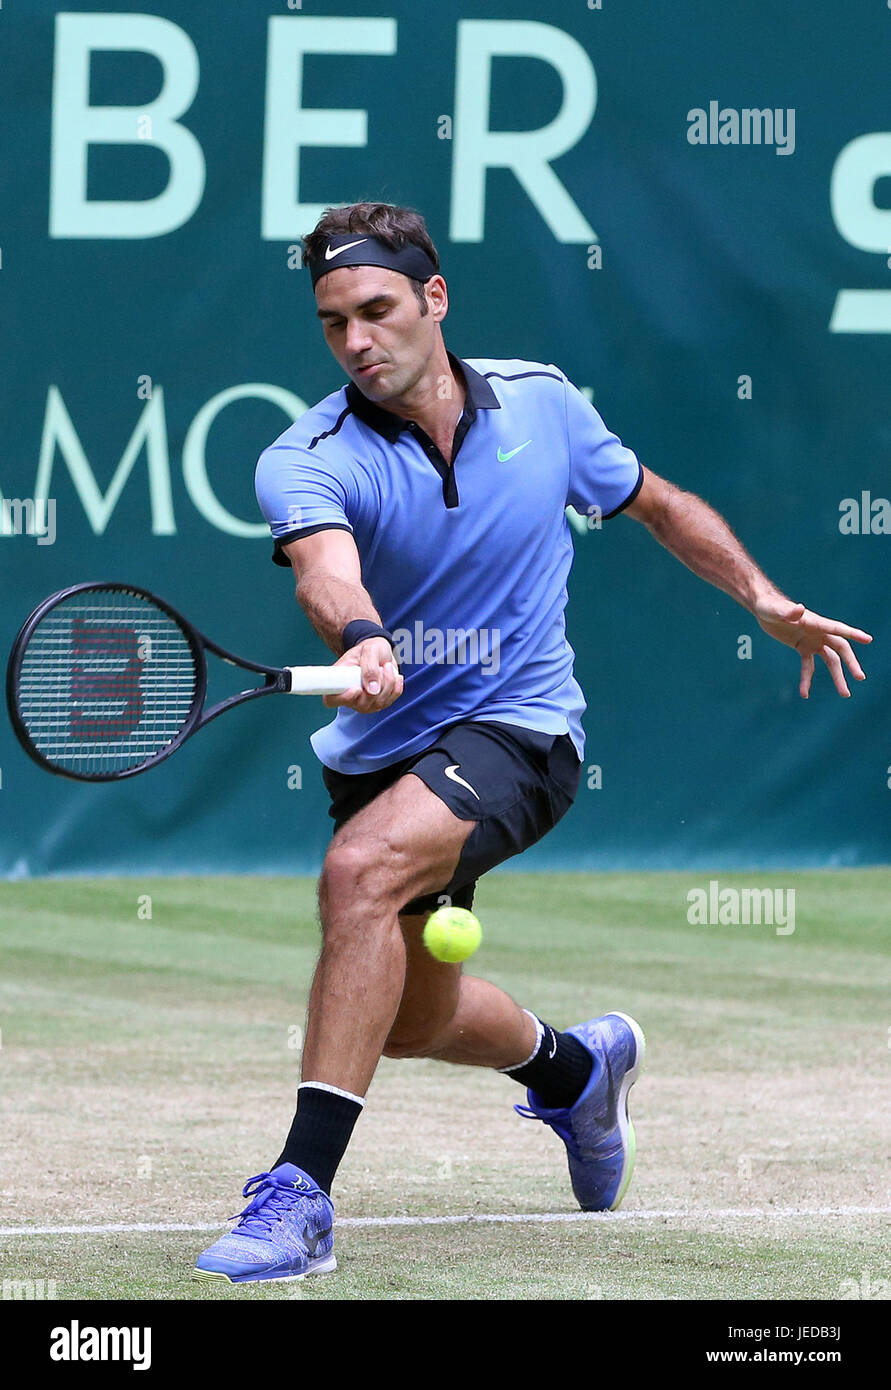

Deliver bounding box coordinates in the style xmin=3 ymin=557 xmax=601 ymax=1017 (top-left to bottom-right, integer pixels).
xmin=422 ymin=906 xmax=483 ymax=963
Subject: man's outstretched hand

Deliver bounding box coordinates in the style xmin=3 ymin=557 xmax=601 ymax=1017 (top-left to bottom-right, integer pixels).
xmin=754 ymin=596 xmax=872 ymax=698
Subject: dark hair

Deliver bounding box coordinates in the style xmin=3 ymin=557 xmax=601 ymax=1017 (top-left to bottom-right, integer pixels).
xmin=302 ymin=202 xmax=440 ymax=315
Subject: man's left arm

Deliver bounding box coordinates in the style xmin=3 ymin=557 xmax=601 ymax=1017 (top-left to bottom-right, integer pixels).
xmin=624 ymin=465 xmax=872 ymax=699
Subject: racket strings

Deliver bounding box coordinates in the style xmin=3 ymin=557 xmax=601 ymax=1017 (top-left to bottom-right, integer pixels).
xmin=15 ymin=590 xmax=200 ymax=775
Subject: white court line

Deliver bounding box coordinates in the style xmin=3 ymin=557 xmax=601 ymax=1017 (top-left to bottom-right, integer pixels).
xmin=1 ymin=1206 xmax=889 ymax=1237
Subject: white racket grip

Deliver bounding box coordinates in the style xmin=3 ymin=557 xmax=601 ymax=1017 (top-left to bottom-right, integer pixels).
xmin=285 ymin=664 xmax=363 ymax=695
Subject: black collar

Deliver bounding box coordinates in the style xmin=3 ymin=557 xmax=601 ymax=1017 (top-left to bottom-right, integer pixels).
xmin=344 ymin=350 xmax=500 ymax=442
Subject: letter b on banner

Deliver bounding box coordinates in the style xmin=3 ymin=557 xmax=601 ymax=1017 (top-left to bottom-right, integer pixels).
xmin=50 ymin=14 xmax=205 ymax=238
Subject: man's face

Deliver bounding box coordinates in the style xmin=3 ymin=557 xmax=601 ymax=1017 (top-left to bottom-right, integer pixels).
xmin=314 ymin=265 xmax=444 ymax=403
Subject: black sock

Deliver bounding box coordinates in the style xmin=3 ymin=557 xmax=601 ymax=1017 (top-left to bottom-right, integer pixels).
xmin=500 ymin=1017 xmax=593 ymax=1109
xmin=273 ymin=1083 xmax=364 ymax=1196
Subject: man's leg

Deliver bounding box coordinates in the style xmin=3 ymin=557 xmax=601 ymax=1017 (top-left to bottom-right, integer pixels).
xmin=274 ymin=768 xmax=581 ymax=1192
xmin=300 ymin=771 xmax=480 ymax=1096
xmin=382 ymin=912 xmax=537 ymax=1067
xmin=196 ymin=775 xmax=463 ymax=1286
xmin=381 ymin=911 xmax=645 ymax=1219
xmin=277 ymin=768 xmax=598 ymax=1195
xmin=383 ymin=912 xmax=593 ymax=1105
xmin=273 ymin=769 xmax=484 ymax=1190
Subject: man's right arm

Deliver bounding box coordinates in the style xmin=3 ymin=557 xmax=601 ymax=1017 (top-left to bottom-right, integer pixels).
xmin=282 ymin=529 xmax=377 ymax=653
xmin=282 ymin=529 xmax=403 ymax=712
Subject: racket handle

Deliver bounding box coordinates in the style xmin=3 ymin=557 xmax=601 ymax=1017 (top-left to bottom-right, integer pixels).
xmin=285 ymin=664 xmax=363 ymax=695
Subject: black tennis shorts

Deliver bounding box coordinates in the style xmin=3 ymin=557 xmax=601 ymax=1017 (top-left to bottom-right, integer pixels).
xmin=321 ymin=720 xmax=583 ymax=916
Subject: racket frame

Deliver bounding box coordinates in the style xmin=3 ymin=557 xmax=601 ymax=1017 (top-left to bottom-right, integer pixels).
xmin=6 ymin=581 xmax=293 ymax=782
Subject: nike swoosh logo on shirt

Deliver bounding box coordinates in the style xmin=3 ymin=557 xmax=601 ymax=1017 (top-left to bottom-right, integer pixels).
xmin=497 ymin=440 xmax=532 ymax=462
xmin=324 ymin=238 xmax=368 ymax=260
xmin=444 ymin=765 xmax=480 ymax=800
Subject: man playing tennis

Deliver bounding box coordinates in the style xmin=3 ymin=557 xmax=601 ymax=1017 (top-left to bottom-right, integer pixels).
xmin=194 ymin=202 xmax=871 ymax=1284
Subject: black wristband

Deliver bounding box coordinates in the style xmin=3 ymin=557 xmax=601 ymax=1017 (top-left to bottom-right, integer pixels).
xmin=341 ymin=619 xmax=397 ymax=659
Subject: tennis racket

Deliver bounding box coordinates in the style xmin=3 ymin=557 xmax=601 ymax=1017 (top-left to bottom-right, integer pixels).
xmin=6 ymin=581 xmax=362 ymax=782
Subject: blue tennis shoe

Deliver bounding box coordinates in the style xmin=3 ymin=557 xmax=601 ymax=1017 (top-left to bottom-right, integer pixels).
xmin=516 ymin=1012 xmax=645 ymax=1211
xmin=194 ymin=1163 xmax=336 ymax=1284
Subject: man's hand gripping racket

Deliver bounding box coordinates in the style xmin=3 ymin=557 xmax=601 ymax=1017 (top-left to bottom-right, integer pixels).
xmin=321 ymin=637 xmax=403 ymax=713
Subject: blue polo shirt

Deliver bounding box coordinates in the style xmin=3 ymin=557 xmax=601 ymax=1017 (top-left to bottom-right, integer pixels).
xmin=255 ymin=352 xmax=642 ymax=774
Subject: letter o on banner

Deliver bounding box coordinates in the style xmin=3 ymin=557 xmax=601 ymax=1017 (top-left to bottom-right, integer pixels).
xmin=182 ymin=383 xmax=306 ymax=536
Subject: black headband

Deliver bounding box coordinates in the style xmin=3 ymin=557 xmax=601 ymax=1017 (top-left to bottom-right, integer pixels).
xmin=308 ymin=233 xmax=438 ymax=289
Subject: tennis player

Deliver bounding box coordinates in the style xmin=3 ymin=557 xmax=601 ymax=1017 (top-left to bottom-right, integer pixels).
xmin=194 ymin=203 xmax=871 ymax=1284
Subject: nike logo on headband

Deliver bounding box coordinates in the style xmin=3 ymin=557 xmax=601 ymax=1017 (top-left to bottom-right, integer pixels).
xmin=325 ymin=238 xmax=369 ymax=260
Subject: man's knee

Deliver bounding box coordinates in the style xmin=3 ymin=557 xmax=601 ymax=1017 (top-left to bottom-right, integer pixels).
xmin=382 ymin=973 xmax=460 ymax=1058
xmin=381 ymin=1015 xmax=454 ymax=1060
xmin=319 ymin=837 xmax=406 ymax=916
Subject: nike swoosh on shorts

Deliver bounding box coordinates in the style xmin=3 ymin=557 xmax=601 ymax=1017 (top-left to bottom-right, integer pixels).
xmin=444 ymin=764 xmax=480 ymax=800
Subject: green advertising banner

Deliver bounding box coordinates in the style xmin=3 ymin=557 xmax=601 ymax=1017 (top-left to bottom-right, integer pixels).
xmin=1 ymin=0 xmax=888 ymax=875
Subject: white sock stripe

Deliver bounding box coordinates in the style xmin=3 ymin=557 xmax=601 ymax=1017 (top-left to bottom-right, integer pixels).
xmin=497 ymin=1011 xmax=545 ymax=1073
xmin=298 ymin=1081 xmax=366 ymax=1108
